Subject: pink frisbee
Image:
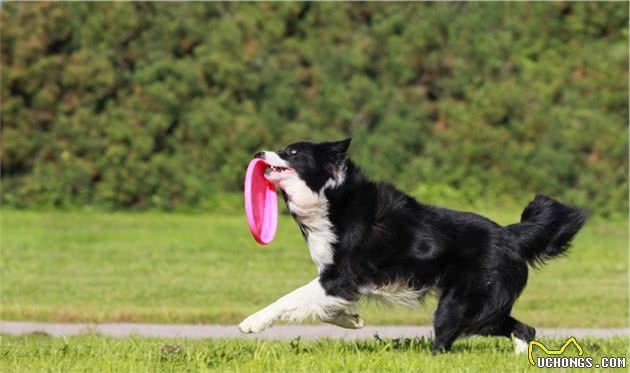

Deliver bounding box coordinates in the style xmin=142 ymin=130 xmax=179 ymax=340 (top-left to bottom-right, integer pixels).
xmin=244 ymin=158 xmax=278 ymax=245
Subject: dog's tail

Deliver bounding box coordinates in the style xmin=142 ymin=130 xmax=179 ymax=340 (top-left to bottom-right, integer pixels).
xmin=506 ymin=194 xmax=588 ymax=267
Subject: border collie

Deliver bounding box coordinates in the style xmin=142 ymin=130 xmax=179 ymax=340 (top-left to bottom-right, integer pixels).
xmin=239 ymin=138 xmax=588 ymax=353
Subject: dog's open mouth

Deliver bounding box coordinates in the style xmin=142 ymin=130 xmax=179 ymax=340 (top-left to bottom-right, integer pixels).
xmin=264 ymin=164 xmax=295 ymax=182
xmin=267 ymin=165 xmax=293 ymax=173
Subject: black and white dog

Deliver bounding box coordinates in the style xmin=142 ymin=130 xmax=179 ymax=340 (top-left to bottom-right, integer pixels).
xmin=239 ymin=138 xmax=587 ymax=353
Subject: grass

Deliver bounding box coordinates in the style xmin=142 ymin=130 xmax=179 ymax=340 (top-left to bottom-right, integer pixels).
xmin=0 ymin=208 xmax=627 ymax=327
xmin=1 ymin=334 xmax=627 ymax=373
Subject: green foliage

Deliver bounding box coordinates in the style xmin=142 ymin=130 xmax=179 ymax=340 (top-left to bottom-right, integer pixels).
xmin=1 ymin=3 xmax=627 ymax=215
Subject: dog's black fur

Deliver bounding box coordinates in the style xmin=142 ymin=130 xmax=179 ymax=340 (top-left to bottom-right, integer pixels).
xmin=263 ymin=138 xmax=588 ymax=351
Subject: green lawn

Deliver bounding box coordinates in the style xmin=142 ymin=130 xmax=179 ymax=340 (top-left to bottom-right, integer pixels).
xmin=1 ymin=334 xmax=627 ymax=373
xmin=0 ymin=209 xmax=627 ymax=327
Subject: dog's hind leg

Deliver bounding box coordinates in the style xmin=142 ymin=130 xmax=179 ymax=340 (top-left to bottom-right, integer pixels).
xmin=239 ymin=277 xmax=355 ymax=334
xmin=478 ymin=316 xmax=536 ymax=354
xmin=432 ymin=292 xmax=469 ymax=353
xmin=507 ymin=317 xmax=535 ymax=354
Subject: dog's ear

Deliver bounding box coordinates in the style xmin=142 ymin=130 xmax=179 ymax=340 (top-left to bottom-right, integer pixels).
xmin=321 ymin=138 xmax=352 ymax=157
xmin=319 ymin=139 xmax=351 ymax=179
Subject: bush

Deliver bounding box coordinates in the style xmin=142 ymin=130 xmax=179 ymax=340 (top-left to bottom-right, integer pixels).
xmin=1 ymin=3 xmax=627 ymax=216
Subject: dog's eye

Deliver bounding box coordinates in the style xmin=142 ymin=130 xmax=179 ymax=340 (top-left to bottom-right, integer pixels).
xmin=289 ymin=149 xmax=297 ymax=155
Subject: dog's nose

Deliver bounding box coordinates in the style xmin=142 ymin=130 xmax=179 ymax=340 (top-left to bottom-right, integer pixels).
xmin=254 ymin=151 xmax=265 ymax=159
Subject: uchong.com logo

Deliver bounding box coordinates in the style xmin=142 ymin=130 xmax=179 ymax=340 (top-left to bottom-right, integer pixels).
xmin=528 ymin=337 xmax=626 ymax=369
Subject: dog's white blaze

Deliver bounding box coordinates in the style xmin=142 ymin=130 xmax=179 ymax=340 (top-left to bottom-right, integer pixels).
xmin=359 ymin=281 xmax=426 ymax=307
xmin=261 ymin=151 xmax=290 ymax=168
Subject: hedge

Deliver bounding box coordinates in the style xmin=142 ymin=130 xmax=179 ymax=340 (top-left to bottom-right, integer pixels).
xmin=1 ymin=2 xmax=628 ymax=215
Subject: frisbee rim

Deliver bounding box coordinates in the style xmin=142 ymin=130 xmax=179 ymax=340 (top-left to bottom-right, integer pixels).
xmin=244 ymin=158 xmax=278 ymax=245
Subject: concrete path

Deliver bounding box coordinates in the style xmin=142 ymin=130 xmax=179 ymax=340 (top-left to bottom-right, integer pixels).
xmin=1 ymin=321 xmax=628 ymax=340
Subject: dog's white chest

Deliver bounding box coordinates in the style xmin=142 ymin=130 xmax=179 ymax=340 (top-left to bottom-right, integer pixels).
xmin=288 ymin=199 xmax=335 ymax=272
xmin=304 ymin=225 xmax=335 ymax=272
xmin=280 ymin=174 xmax=338 ymax=272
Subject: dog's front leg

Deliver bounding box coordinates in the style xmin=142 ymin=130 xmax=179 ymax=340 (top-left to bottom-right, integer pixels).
xmin=239 ymin=277 xmax=353 ymax=334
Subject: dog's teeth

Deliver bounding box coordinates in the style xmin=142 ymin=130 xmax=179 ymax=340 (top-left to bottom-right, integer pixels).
xmin=269 ymin=166 xmax=290 ymax=173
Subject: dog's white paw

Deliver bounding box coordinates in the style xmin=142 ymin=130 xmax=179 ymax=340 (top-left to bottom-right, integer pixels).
xmin=239 ymin=311 xmax=275 ymax=334
xmin=512 ymin=335 xmax=529 ymax=354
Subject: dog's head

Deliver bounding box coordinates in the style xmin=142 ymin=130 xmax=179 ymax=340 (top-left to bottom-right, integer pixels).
xmin=255 ymin=138 xmax=351 ymax=196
